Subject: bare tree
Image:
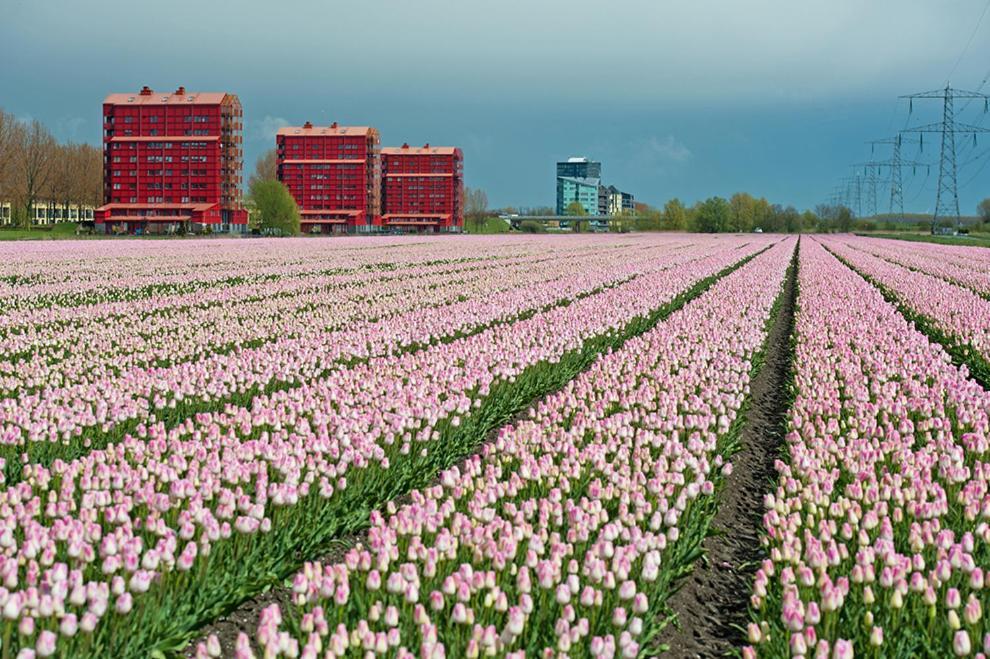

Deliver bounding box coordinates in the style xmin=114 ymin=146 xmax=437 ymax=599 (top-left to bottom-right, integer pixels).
xmin=464 ymin=186 xmax=488 ymax=231
xmin=12 ymin=119 xmax=56 ymax=228
xmin=46 ymin=143 xmax=75 ymax=224
xmin=0 ymin=109 xmax=18 ymax=215
xmin=75 ymin=143 xmax=103 ymax=210
xmin=249 ymin=148 xmax=278 ymax=188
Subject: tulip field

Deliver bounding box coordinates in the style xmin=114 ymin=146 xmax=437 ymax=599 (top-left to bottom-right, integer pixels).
xmin=1 ymin=233 xmax=989 ymax=658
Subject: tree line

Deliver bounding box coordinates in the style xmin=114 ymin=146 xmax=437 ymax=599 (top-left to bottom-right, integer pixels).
xmin=0 ymin=109 xmax=102 ymax=229
xmin=633 ymin=194 xmax=829 ymax=233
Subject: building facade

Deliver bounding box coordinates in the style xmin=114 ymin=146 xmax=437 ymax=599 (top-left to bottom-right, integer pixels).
xmin=276 ymin=122 xmax=381 ymax=233
xmin=601 ymin=185 xmax=635 ymax=215
xmin=95 ymin=86 xmax=246 ymax=234
xmin=380 ymin=144 xmax=463 ymax=232
xmin=557 ymin=176 xmax=600 ymax=216
xmin=556 ymin=157 xmax=602 ymax=215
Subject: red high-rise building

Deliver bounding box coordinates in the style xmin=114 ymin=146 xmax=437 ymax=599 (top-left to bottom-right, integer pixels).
xmin=95 ymin=86 xmax=246 ymax=234
xmin=380 ymin=144 xmax=463 ymax=232
xmin=276 ymin=122 xmax=380 ymax=234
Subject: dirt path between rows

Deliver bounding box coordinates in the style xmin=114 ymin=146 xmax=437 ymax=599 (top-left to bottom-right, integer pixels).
xmin=657 ymin=243 xmax=798 ymax=658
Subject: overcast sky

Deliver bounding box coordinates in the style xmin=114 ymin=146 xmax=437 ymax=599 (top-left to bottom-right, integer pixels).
xmin=2 ymin=0 xmax=989 ymax=212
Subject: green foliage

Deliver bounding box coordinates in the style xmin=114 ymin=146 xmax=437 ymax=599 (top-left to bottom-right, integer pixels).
xmin=519 ymin=220 xmax=545 ymax=233
xmin=565 ymin=200 xmax=588 ymax=217
xmin=728 ymin=192 xmax=758 ymax=232
xmin=979 ymin=198 xmax=990 ymax=222
xmin=248 ymin=180 xmax=300 ymax=236
xmin=661 ymin=198 xmax=688 ymax=230
xmin=693 ymin=196 xmax=732 ymax=233
xmin=464 ymin=216 xmax=510 ymax=234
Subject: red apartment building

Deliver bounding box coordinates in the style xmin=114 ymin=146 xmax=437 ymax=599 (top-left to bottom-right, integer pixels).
xmin=95 ymin=86 xmax=246 ymax=234
xmin=276 ymin=122 xmax=380 ymax=233
xmin=380 ymin=144 xmax=464 ymax=232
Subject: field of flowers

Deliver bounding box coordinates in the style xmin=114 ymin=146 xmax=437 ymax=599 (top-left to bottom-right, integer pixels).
xmin=1 ymin=232 xmax=988 ymax=658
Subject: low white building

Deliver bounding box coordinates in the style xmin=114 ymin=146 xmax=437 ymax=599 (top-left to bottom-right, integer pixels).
xmin=0 ymin=201 xmax=96 ymax=227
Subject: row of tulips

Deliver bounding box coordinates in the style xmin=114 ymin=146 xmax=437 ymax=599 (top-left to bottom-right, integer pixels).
xmin=1 ymin=244 xmax=670 ymax=393
xmin=822 ymin=237 xmax=990 ymax=385
xmin=846 ymin=237 xmax=990 ymax=298
xmin=0 ymin=237 xmax=773 ymax=657
xmin=0 ymin=236 xmax=554 ymax=310
xmin=0 ymin=240 xmax=722 ymax=484
xmin=746 ymin=239 xmax=990 ymax=658
xmin=0 ymin=237 xmax=624 ymax=333
xmin=231 ymin=237 xmax=797 ymax=659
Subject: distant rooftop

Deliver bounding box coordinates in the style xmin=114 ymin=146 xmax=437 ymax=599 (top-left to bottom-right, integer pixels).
xmin=381 ymin=143 xmax=460 ymax=156
xmin=277 ymin=121 xmax=376 ymax=137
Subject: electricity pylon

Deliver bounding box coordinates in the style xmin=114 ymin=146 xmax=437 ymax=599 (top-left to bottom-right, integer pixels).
xmin=901 ymin=85 xmax=990 ymax=230
xmin=861 ymin=136 xmax=929 ymax=222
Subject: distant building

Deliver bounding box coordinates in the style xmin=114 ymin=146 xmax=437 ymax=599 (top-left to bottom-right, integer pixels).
xmin=556 ymin=157 xmax=633 ymax=217
xmin=1 ymin=201 xmax=95 ymax=227
xmin=381 ymin=143 xmax=463 ymax=233
xmin=95 ymin=86 xmax=247 ymax=234
xmin=276 ymin=122 xmax=381 ymax=234
xmin=556 ymin=157 xmax=602 ymax=215
xmin=557 ymin=156 xmax=601 ymax=180
xmin=600 ymin=185 xmax=635 ymax=215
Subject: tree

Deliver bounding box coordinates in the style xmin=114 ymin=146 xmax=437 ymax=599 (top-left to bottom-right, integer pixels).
xmin=248 ymin=148 xmax=278 ymax=188
xmin=661 ymin=198 xmax=688 ymax=231
xmin=0 ymin=109 xmax=16 ymax=207
xmin=694 ymin=196 xmax=731 ymax=233
xmin=74 ymin=144 xmax=103 ymax=209
xmin=834 ymin=206 xmax=854 ymax=232
xmin=565 ymin=200 xmax=588 ymax=217
xmin=815 ymin=204 xmax=854 ymax=233
xmin=464 ymin=186 xmax=489 ymax=232
xmin=752 ymin=197 xmax=773 ymax=232
xmin=249 ymin=180 xmax=300 ymax=236
xmin=979 ymin=198 xmax=990 ymax=223
xmin=12 ymin=119 xmax=56 ymax=228
xmin=728 ymin=192 xmax=757 ymax=233
xmin=778 ymin=205 xmax=801 ymax=233
xmin=632 ymin=205 xmax=662 ymax=232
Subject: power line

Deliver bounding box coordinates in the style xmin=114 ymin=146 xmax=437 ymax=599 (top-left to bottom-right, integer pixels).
xmin=947 ymin=0 xmax=990 ymax=84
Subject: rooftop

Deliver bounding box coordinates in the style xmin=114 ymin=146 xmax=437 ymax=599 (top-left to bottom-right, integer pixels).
xmin=104 ymin=86 xmax=231 ymax=105
xmin=277 ymin=122 xmax=376 ymax=137
xmin=381 ymin=143 xmax=461 ymax=156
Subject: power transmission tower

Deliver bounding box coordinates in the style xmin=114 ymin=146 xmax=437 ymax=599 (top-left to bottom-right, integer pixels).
xmin=851 ymin=163 xmax=883 ymax=219
xmin=901 ymin=85 xmax=990 ymax=230
xmin=842 ymin=174 xmax=864 ymax=218
xmin=865 ymin=165 xmax=879 ymax=218
xmin=862 ymin=136 xmax=928 ymax=222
